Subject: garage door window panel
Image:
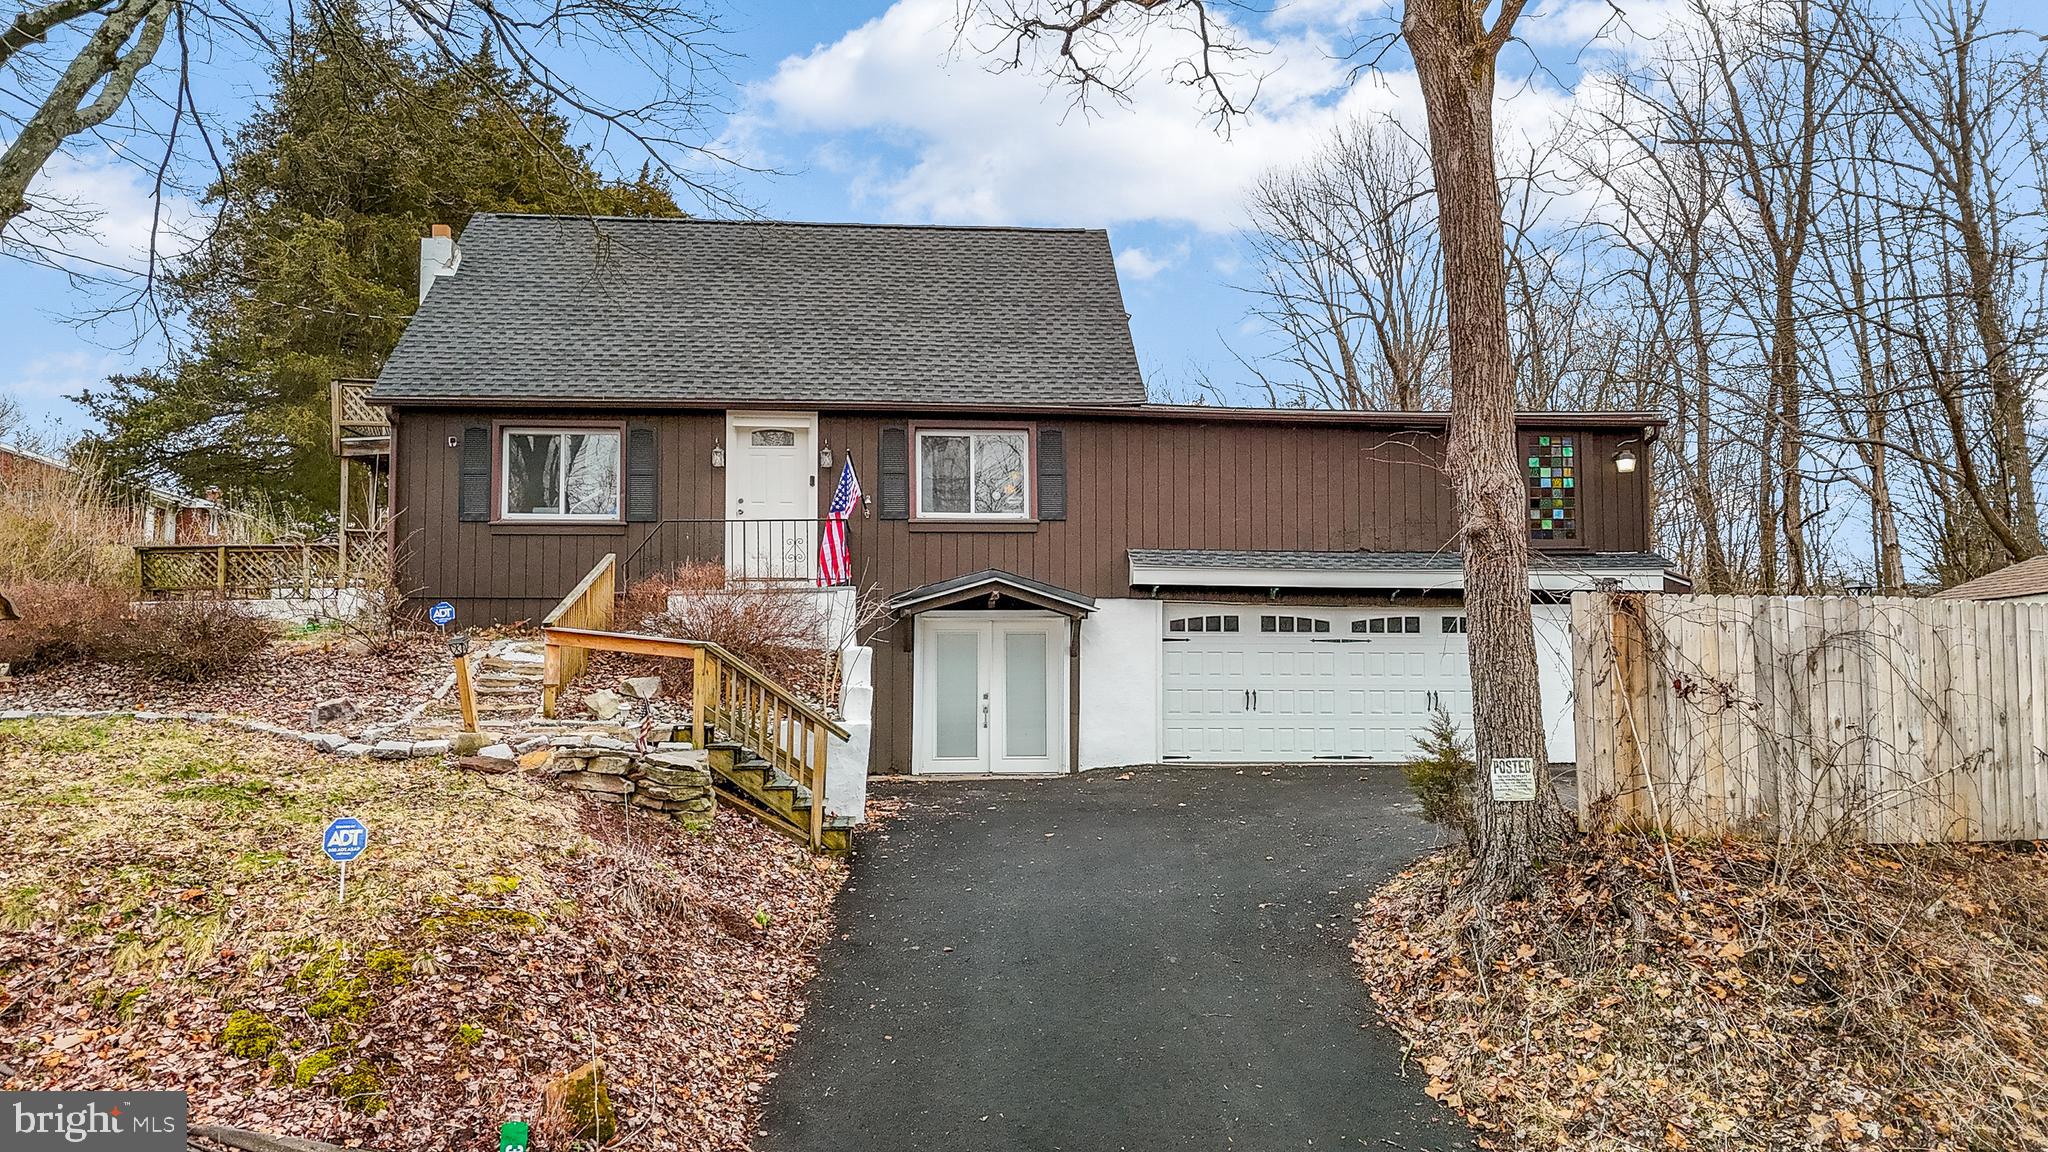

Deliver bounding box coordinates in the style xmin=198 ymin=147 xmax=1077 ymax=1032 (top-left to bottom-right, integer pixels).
xmin=1169 ymin=614 xmax=1239 ymax=633
xmin=1260 ymin=615 xmax=1330 ymax=633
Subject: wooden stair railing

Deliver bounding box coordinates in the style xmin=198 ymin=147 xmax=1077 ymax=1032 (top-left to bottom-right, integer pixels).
xmin=540 ymin=625 xmax=851 ymax=851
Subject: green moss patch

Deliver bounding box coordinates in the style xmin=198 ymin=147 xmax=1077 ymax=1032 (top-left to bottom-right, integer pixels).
xmin=220 ymin=1010 xmax=281 ymax=1060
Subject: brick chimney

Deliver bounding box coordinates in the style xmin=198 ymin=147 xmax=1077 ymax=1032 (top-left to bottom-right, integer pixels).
xmin=418 ymin=223 xmax=461 ymax=304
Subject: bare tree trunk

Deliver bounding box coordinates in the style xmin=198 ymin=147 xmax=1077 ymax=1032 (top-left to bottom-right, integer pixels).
xmin=1403 ymin=0 xmax=1569 ymax=904
xmin=1683 ymin=280 xmax=1734 ymax=590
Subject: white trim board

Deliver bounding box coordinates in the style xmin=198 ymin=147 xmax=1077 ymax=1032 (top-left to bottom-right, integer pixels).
xmin=1125 ymin=560 xmax=1668 ymax=594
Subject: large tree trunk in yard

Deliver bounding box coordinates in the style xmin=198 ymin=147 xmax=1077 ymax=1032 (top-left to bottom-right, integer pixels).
xmin=1403 ymin=0 xmax=1571 ymax=905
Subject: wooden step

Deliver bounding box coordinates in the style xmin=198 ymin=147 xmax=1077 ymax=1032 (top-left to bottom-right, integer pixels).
xmin=702 ymin=742 xmax=853 ymax=854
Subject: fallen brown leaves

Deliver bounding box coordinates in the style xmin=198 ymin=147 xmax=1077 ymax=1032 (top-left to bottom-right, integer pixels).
xmin=0 ymin=635 xmax=448 ymax=729
xmin=0 ymin=719 xmax=846 ymax=1150
xmin=1356 ymin=836 xmax=2048 ymax=1151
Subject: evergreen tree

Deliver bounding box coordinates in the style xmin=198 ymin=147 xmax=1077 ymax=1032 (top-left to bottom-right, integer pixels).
xmin=76 ymin=9 xmax=681 ymax=519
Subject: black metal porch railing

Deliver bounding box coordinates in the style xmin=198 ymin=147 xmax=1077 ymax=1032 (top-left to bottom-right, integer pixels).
xmin=623 ymin=518 xmax=849 ymax=586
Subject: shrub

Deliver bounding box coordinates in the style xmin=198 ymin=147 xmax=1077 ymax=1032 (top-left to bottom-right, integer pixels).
xmin=0 ymin=581 xmax=134 ymax=670
xmin=0 ymin=584 xmax=272 ymax=681
xmin=623 ymin=563 xmax=831 ymax=689
xmin=122 ymin=600 xmax=275 ymax=682
xmin=1404 ymin=704 xmax=1477 ymax=851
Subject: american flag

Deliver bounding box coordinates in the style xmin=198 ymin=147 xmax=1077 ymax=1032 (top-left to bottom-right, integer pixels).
xmin=817 ymin=458 xmax=862 ymax=586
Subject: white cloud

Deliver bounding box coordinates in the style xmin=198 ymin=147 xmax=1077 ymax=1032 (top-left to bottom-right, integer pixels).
xmin=1116 ymin=241 xmax=1190 ymax=281
xmin=5 ymin=349 xmax=115 ymax=401
xmin=12 ymin=148 xmax=208 ymax=274
xmin=733 ymin=0 xmax=1442 ymax=234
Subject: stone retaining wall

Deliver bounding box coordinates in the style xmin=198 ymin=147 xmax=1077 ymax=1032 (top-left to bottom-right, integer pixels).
xmin=546 ymin=747 xmax=715 ymax=824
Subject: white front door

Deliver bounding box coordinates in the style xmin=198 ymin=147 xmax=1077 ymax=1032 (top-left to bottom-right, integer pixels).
xmin=726 ymin=412 xmax=816 ymax=580
xmin=917 ymin=614 xmax=1067 ymax=774
xmin=1160 ymin=605 xmax=1472 ymax=763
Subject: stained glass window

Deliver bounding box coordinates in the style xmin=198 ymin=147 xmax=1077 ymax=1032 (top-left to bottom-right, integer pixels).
xmin=1528 ymin=435 xmax=1577 ymax=541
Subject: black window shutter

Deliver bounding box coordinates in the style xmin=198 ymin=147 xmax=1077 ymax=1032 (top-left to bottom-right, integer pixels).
xmin=1037 ymin=427 xmax=1066 ymax=521
xmin=625 ymin=426 xmax=658 ymax=522
xmin=457 ymin=425 xmax=491 ymax=522
xmin=878 ymin=425 xmax=910 ymax=520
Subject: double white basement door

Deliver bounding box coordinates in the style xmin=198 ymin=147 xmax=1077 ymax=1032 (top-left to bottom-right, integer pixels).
xmin=917 ymin=615 xmax=1068 ymax=774
xmin=1160 ymin=605 xmax=1472 ymax=762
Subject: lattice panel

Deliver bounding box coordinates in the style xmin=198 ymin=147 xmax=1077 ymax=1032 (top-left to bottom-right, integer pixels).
xmin=138 ymin=550 xmax=217 ymax=596
xmin=137 ymin=545 xmax=343 ymax=598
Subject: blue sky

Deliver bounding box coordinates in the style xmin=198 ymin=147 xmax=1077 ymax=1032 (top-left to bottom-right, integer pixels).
xmin=4 ymin=0 xmax=2022 ymax=441
xmin=0 ymin=0 xmax=1444 ymax=437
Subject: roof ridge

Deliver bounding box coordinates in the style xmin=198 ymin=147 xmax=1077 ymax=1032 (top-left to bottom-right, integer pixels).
xmin=468 ymin=212 xmax=1105 ymax=236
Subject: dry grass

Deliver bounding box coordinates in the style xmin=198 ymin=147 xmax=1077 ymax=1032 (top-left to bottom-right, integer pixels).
xmin=0 ymin=455 xmax=142 ymax=588
xmin=0 ymin=718 xmax=575 ymax=974
xmin=1357 ymin=836 xmax=2048 ymax=1151
xmin=0 ymin=718 xmax=848 ymax=1150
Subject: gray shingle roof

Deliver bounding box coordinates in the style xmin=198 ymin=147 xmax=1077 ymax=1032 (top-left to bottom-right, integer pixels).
xmin=1127 ymin=549 xmax=1675 ymax=572
xmin=1935 ymin=554 xmax=2048 ymax=600
xmin=370 ymin=215 xmax=1146 ymax=407
xmin=885 ymin=569 xmax=1097 ymax=615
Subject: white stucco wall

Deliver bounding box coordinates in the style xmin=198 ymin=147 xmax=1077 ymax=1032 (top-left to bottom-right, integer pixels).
xmin=825 ymin=644 xmax=872 ymax=820
xmin=1532 ymin=601 xmax=1577 ymax=763
xmin=1077 ymin=598 xmax=1162 ymax=770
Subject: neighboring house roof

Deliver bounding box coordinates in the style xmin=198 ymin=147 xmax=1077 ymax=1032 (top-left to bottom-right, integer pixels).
xmin=0 ymin=443 xmax=213 ymax=510
xmin=1935 ymin=555 xmax=2048 ymax=600
xmin=370 ymin=215 xmax=1147 ymax=408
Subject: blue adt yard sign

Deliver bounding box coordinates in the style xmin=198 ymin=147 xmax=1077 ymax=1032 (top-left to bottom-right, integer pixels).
xmin=323 ymin=817 xmax=368 ymax=861
xmin=323 ymin=817 xmax=368 ymax=904
xmin=428 ymin=600 xmax=456 ymax=627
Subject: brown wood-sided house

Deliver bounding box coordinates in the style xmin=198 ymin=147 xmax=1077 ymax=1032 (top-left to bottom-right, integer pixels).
xmin=366 ymin=215 xmax=1674 ymax=778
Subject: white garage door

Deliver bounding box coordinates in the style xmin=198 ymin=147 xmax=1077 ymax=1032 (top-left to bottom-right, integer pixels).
xmin=1160 ymin=605 xmax=1472 ymax=762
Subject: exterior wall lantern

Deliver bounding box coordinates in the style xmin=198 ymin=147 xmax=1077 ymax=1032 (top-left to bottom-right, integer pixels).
xmin=819 ymin=441 xmax=834 ymax=470
xmin=710 ymin=441 xmax=725 ymax=469
xmin=1614 ymin=446 xmax=1637 ymax=474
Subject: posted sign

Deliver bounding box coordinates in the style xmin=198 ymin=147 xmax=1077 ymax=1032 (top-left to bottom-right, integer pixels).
xmin=323 ymin=817 xmax=368 ymax=861
xmin=323 ymin=817 xmax=368 ymax=904
xmin=1489 ymin=757 xmax=1537 ymax=802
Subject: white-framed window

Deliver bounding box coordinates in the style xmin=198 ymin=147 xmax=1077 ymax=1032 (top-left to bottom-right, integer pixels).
xmin=501 ymin=427 xmax=621 ymax=520
xmin=915 ymin=429 xmax=1030 ymax=519
xmin=1351 ymin=615 xmax=1422 ymax=634
xmin=1261 ymin=615 xmax=1331 ymax=634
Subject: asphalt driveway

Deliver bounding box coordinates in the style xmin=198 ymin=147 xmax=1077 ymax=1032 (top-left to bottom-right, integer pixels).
xmin=757 ymin=765 xmax=1471 ymax=1151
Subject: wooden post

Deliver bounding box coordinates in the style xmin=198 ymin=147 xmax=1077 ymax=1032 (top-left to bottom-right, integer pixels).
xmin=454 ymin=650 xmax=479 ymax=733
xmin=691 ymin=652 xmax=712 ymax=749
xmin=541 ymin=638 xmax=564 ymax=718
xmin=337 ymin=457 xmax=349 ymax=583
xmin=810 ymin=720 xmax=828 ymax=850
xmin=301 ymin=542 xmax=314 ymax=599
xmin=215 ymin=544 xmax=228 ymax=598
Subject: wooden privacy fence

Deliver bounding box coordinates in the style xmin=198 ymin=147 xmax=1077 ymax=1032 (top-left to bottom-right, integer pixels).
xmin=137 ymin=543 xmax=343 ymax=600
xmin=1574 ymin=591 xmax=2048 ymax=844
